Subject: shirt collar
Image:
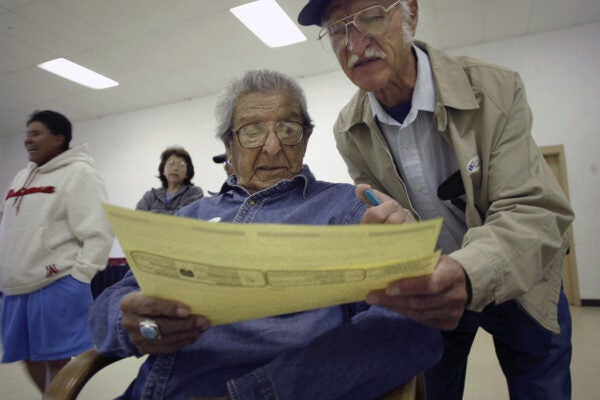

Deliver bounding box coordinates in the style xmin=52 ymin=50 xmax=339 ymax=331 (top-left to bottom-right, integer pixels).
xmin=219 ymin=165 xmax=315 ymax=199
xmin=368 ymin=44 xmax=436 ymax=126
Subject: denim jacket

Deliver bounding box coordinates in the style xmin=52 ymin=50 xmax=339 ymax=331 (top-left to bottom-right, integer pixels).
xmin=89 ymin=166 xmax=442 ymax=399
xmin=135 ymin=184 xmax=204 ymax=215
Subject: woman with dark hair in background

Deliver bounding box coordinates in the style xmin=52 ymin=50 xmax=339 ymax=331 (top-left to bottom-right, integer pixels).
xmin=136 ymin=146 xmax=204 ymax=214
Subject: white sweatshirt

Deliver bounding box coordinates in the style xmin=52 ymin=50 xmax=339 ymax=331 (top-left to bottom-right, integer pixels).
xmin=0 ymin=144 xmax=114 ymax=295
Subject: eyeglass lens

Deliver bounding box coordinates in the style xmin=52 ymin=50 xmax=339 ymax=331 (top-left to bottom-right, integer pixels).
xmin=237 ymin=122 xmax=303 ymax=149
xmin=321 ymin=1 xmax=400 ymax=49
xmin=167 ymin=160 xmax=186 ymax=168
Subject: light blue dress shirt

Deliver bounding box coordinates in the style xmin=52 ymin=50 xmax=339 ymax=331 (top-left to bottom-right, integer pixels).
xmin=368 ymin=45 xmax=468 ymax=254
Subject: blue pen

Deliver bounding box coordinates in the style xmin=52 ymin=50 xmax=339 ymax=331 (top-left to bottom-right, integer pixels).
xmin=364 ymin=189 xmax=381 ymax=206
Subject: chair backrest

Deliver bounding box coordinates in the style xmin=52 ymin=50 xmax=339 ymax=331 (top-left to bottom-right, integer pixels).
xmin=45 ymin=348 xmax=120 ymax=400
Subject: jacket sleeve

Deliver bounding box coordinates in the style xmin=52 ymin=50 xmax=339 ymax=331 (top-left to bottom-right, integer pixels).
xmin=227 ymin=306 xmax=442 ymax=400
xmin=177 ymin=185 xmax=204 ymax=211
xmin=449 ymin=75 xmax=574 ymax=312
xmin=135 ymin=190 xmax=153 ymax=211
xmin=64 ymin=164 xmax=114 ymax=282
xmin=88 ymin=270 xmax=143 ymax=357
xmin=188 ymin=185 xmax=204 ymax=201
xmin=334 ymin=112 xmax=386 ymax=193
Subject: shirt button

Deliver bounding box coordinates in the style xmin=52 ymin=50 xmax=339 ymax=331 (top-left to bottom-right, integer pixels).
xmin=249 ymin=200 xmax=256 ymax=206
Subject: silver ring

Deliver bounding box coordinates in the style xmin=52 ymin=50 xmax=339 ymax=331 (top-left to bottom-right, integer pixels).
xmin=139 ymin=319 xmax=161 ymax=340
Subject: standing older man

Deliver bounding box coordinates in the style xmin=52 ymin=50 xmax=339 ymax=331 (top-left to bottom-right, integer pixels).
xmin=88 ymin=69 xmax=441 ymax=400
xmin=298 ymin=1 xmax=574 ymax=399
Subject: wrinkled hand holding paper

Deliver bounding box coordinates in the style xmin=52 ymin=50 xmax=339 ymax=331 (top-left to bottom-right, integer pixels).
xmin=103 ymin=204 xmax=442 ymax=325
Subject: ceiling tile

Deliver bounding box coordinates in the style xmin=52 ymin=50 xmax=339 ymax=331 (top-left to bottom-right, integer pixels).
xmin=0 ymin=30 xmax=52 ymax=63
xmin=1 ymin=0 xmax=599 ymax=138
xmin=77 ymin=32 xmax=187 ymax=82
xmin=433 ymin=0 xmax=482 ymax=11
xmin=128 ymin=72 xmax=201 ymax=104
xmin=3 ymin=75 xmax=69 ymax=113
xmin=189 ymin=9 xmax=272 ymax=56
xmin=529 ymin=0 xmax=582 ymax=33
xmin=105 ymin=0 xmax=187 ymax=30
xmin=484 ymin=0 xmax=534 ymax=42
xmin=14 ymin=0 xmax=113 ymax=49
xmin=13 ymin=65 xmax=83 ymax=94
xmin=158 ymin=15 xmax=240 ymax=71
xmin=0 ymin=10 xmax=84 ymax=55
xmin=102 ymin=0 xmax=234 ymax=33
xmin=435 ymin=2 xmax=485 ymax=48
xmin=576 ymin=0 xmax=600 ymax=25
xmin=49 ymin=0 xmax=146 ymax=43
xmin=272 ymin=40 xmax=340 ymax=77
xmin=30 ymin=93 xmax=91 ymax=121
xmin=0 ymin=0 xmax=38 ymax=10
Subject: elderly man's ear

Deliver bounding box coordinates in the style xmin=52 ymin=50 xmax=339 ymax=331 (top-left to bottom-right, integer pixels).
xmin=224 ymin=142 xmax=237 ymax=175
xmin=408 ymin=0 xmax=419 ymax=33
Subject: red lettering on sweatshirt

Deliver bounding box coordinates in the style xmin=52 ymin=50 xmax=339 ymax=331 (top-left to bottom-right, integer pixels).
xmin=45 ymin=264 xmax=60 ymax=277
xmin=5 ymin=186 xmax=55 ymax=200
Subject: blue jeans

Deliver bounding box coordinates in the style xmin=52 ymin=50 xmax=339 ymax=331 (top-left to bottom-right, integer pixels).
xmin=425 ymin=289 xmax=572 ymax=400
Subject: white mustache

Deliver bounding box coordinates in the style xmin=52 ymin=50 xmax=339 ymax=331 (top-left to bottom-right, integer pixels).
xmin=348 ymin=47 xmax=387 ymax=68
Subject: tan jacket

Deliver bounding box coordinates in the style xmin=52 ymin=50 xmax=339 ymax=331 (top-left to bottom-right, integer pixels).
xmin=334 ymin=41 xmax=574 ymax=333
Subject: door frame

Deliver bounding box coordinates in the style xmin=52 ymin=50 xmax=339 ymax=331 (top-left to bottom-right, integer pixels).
xmin=540 ymin=145 xmax=581 ymax=306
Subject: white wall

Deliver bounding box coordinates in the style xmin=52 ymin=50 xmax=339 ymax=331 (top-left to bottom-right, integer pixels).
xmin=446 ymin=23 xmax=600 ymax=301
xmin=1 ymin=22 xmax=599 ymax=299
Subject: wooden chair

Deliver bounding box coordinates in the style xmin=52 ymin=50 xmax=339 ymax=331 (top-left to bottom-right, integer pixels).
xmin=45 ymin=347 xmax=426 ymax=400
xmin=45 ymin=348 xmax=120 ymax=400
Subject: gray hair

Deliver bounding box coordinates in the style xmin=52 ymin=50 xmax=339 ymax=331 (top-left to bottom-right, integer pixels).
xmin=214 ymin=69 xmax=314 ymax=143
xmin=398 ymin=0 xmax=415 ymax=43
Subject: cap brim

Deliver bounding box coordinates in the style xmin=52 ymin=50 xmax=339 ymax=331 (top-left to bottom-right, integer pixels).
xmin=297 ymin=0 xmax=332 ymax=26
xmin=212 ymin=154 xmax=227 ymax=164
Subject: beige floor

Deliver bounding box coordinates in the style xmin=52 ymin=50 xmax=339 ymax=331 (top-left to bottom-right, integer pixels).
xmin=0 ymin=306 xmax=598 ymax=399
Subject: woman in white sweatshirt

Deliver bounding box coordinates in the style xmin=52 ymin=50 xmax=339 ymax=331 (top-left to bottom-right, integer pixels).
xmin=0 ymin=110 xmax=114 ymax=394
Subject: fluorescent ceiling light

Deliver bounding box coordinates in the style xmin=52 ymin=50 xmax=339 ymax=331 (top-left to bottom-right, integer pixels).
xmin=37 ymin=58 xmax=119 ymax=90
xmin=231 ymin=0 xmax=306 ymax=48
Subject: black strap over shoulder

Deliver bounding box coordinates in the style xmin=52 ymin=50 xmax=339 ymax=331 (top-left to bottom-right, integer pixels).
xmin=437 ymin=170 xmax=466 ymax=212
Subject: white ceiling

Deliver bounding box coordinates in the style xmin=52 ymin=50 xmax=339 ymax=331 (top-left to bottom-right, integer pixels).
xmin=1 ymin=0 xmax=599 ymax=139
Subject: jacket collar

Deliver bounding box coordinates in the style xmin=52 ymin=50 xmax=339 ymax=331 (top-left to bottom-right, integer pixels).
xmin=421 ymin=41 xmax=479 ymax=111
xmin=219 ymin=165 xmax=315 ymax=199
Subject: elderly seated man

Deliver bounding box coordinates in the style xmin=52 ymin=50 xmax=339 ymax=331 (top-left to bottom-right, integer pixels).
xmin=89 ymin=70 xmax=441 ymax=400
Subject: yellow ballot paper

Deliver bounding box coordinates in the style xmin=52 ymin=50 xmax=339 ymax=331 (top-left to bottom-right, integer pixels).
xmin=103 ymin=204 xmax=442 ymax=325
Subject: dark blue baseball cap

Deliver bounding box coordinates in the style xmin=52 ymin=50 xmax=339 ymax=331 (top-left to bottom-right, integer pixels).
xmin=212 ymin=153 xmax=227 ymax=164
xmin=297 ymin=0 xmax=334 ymax=26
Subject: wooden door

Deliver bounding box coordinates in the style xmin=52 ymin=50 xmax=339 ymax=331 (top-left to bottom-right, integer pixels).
xmin=541 ymin=145 xmax=581 ymax=306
